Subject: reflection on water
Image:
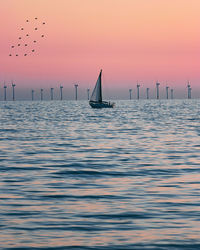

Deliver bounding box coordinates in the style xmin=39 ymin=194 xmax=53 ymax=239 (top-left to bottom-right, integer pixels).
xmin=0 ymin=100 xmax=200 ymax=249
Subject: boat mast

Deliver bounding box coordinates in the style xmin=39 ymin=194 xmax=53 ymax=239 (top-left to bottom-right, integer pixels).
xmin=99 ymin=69 xmax=102 ymax=102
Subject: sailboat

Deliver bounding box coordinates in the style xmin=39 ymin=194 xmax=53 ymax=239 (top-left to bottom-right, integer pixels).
xmin=89 ymin=70 xmax=115 ymax=108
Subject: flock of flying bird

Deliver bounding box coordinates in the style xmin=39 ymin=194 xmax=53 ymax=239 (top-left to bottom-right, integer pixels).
xmin=9 ymin=18 xmax=46 ymax=57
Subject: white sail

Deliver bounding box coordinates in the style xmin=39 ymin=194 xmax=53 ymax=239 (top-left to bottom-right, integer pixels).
xmin=90 ymin=70 xmax=102 ymax=102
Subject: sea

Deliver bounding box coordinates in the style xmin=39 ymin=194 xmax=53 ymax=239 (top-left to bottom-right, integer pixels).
xmin=0 ymin=99 xmax=200 ymax=250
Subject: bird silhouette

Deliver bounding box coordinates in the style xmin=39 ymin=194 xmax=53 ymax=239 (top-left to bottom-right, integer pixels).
xmin=9 ymin=18 xmax=46 ymax=57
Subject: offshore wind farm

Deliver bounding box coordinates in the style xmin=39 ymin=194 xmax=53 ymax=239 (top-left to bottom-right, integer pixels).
xmin=0 ymin=1 xmax=200 ymax=250
xmin=0 ymin=78 xmax=197 ymax=101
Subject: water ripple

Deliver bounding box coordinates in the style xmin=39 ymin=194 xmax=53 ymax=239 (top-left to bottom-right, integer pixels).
xmin=0 ymin=100 xmax=200 ymax=249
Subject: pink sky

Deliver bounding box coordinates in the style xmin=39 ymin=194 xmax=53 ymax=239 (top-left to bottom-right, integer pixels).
xmin=0 ymin=0 xmax=200 ymax=98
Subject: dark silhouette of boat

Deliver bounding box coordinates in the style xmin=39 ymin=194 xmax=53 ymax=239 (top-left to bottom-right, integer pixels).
xmin=89 ymin=70 xmax=115 ymax=108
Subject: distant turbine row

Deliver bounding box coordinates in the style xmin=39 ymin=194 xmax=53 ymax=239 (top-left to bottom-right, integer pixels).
xmin=31 ymin=86 xmax=64 ymax=101
xmin=0 ymin=82 xmax=193 ymax=101
xmin=128 ymin=82 xmax=192 ymax=100
xmin=30 ymin=85 xmax=89 ymax=101
xmin=0 ymin=84 xmax=82 ymax=101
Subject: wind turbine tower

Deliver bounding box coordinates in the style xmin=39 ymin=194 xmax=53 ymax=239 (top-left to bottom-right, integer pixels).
xmin=166 ymin=86 xmax=169 ymax=99
xmin=146 ymin=88 xmax=149 ymax=99
xmin=156 ymin=82 xmax=160 ymax=99
xmin=60 ymin=86 xmax=63 ymax=100
xmin=51 ymin=88 xmax=54 ymax=100
xmin=129 ymin=89 xmax=132 ymax=100
xmin=171 ymin=89 xmax=174 ymax=99
xmin=189 ymin=87 xmax=192 ymax=99
xmin=187 ymin=82 xmax=191 ymax=99
xmin=31 ymin=90 xmax=34 ymax=101
xmin=137 ymin=83 xmax=140 ymax=100
xmin=4 ymin=82 xmax=7 ymax=101
xmin=87 ymin=88 xmax=90 ymax=100
xmin=40 ymin=89 xmax=43 ymax=100
xmin=74 ymin=84 xmax=78 ymax=100
xmin=12 ymin=82 xmax=16 ymax=101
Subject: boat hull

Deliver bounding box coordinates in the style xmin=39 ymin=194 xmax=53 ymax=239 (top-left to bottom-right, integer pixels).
xmin=89 ymin=101 xmax=115 ymax=109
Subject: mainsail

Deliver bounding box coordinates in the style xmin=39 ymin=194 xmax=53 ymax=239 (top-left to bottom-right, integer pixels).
xmin=90 ymin=70 xmax=102 ymax=102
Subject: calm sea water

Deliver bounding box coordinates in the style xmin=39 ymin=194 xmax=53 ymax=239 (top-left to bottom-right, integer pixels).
xmin=0 ymin=100 xmax=200 ymax=250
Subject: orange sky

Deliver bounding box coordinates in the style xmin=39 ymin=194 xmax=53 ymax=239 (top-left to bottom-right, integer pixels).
xmin=0 ymin=0 xmax=200 ymax=98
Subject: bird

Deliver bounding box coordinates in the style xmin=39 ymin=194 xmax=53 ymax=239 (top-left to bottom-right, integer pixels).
xmin=32 ymin=49 xmax=35 ymax=52
xmin=11 ymin=46 xmax=14 ymax=48
xmin=25 ymin=44 xmax=28 ymax=46
xmin=26 ymin=34 xmax=29 ymax=37
xmin=18 ymin=44 xmax=20 ymax=46
xmin=33 ymin=40 xmax=36 ymax=43
xmin=9 ymin=54 xmax=12 ymax=56
xmin=21 ymin=28 xmax=24 ymax=30
xmin=42 ymin=22 xmax=45 ymax=25
xmin=19 ymin=37 xmax=22 ymax=39
xmin=16 ymin=54 xmax=18 ymax=56
xmin=35 ymin=28 xmax=38 ymax=30
xmin=24 ymin=54 xmax=27 ymax=56
xmin=41 ymin=35 xmax=44 ymax=37
xmin=26 ymin=20 xmax=29 ymax=22
xmin=35 ymin=17 xmax=38 ymax=20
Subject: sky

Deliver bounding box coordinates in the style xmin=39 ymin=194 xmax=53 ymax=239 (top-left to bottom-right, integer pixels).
xmin=0 ymin=0 xmax=200 ymax=100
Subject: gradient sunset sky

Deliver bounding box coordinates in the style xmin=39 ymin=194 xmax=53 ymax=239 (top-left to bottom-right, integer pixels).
xmin=0 ymin=0 xmax=200 ymax=99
